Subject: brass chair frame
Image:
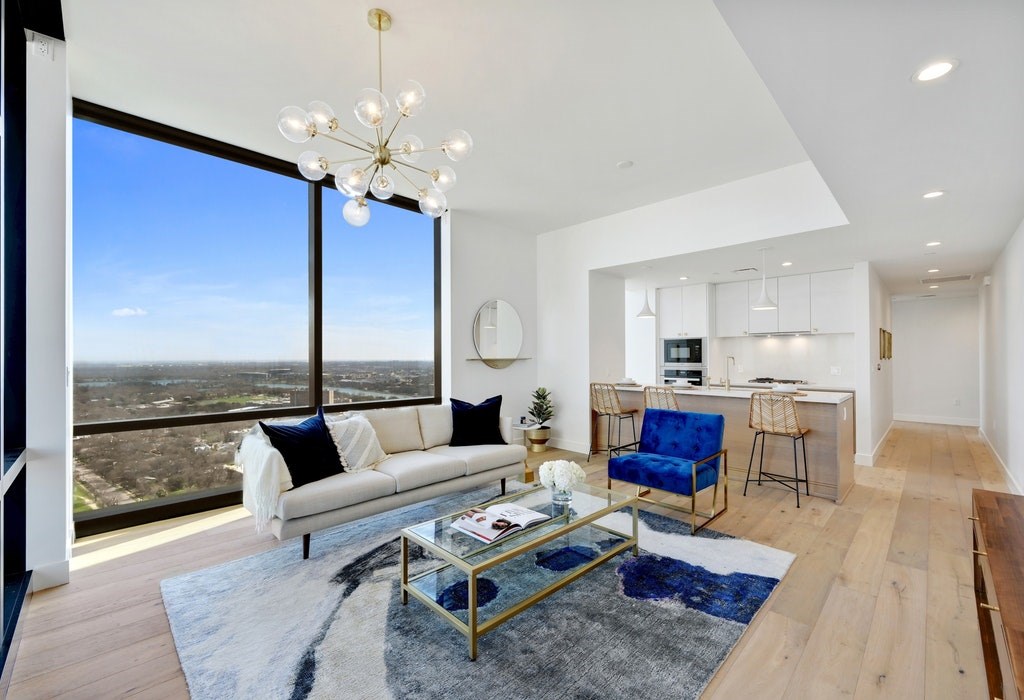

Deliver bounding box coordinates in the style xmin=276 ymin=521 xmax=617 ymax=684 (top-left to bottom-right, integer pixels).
xmin=608 ymin=449 xmax=728 ymax=534
xmin=643 ymin=385 xmax=679 ymax=411
xmin=743 ymin=392 xmax=810 ymax=507
xmin=587 ymin=383 xmax=638 ymax=461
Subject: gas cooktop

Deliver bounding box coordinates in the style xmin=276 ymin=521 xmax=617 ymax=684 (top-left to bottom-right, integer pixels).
xmin=749 ymin=377 xmax=808 ymax=384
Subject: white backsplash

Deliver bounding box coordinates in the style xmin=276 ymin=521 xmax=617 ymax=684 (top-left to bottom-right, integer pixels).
xmin=708 ymin=334 xmax=855 ymax=388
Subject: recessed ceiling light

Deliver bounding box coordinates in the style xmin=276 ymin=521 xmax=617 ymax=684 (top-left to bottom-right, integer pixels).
xmin=923 ymin=190 xmax=945 ymax=199
xmin=914 ymin=60 xmax=957 ymax=82
xmin=929 ymin=285 xmax=939 ymax=289
xmin=781 ymin=261 xmax=793 ymax=267
xmin=926 ymin=241 xmax=942 ymax=247
xmin=679 ymin=276 xmax=689 ymax=281
xmin=928 ymin=268 xmax=940 ymax=273
xmin=616 ymin=160 xmax=634 ymax=169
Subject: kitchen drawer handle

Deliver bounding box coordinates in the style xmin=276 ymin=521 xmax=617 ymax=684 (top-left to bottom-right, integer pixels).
xmin=981 ymin=602 xmax=1000 ymax=612
xmin=968 ymin=516 xmax=978 ymax=521
xmin=973 ymin=549 xmax=988 ymax=556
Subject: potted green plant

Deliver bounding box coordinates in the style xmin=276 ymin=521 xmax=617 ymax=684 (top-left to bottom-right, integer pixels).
xmin=525 ymin=387 xmax=554 ymax=452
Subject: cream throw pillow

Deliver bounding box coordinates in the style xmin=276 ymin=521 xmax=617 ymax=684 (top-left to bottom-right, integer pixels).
xmin=327 ymin=414 xmax=388 ymax=472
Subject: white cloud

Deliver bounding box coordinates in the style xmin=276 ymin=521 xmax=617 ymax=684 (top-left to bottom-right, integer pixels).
xmin=112 ymin=307 xmax=148 ymax=317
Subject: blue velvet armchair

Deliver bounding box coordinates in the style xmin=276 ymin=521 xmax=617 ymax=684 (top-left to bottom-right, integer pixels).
xmin=607 ymin=408 xmax=728 ymax=534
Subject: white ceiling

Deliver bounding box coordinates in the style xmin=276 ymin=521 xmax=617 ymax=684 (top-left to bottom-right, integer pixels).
xmin=62 ymin=0 xmax=1024 ymax=298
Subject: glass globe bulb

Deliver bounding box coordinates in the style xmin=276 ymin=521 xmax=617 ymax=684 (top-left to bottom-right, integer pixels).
xmin=395 ymin=80 xmax=426 ymax=118
xmin=354 ymin=88 xmax=390 ymax=129
xmin=297 ymin=150 xmax=328 ymax=181
xmin=335 ymin=164 xmax=370 ymax=197
xmin=277 ymin=106 xmax=314 ymax=143
xmin=307 ymin=101 xmax=337 ymax=133
xmin=442 ymin=129 xmax=473 ymax=161
xmin=369 ymin=172 xmax=395 ymax=200
xmin=418 ymin=188 xmax=447 ymax=218
xmin=431 ymin=165 xmax=456 ymax=192
xmin=398 ymin=134 xmax=424 ymax=163
xmin=343 ymin=197 xmax=370 ymax=227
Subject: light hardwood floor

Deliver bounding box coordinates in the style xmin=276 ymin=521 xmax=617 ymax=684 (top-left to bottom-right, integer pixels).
xmin=8 ymin=421 xmax=1007 ymax=698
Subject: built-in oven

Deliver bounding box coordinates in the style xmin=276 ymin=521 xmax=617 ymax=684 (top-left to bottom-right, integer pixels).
xmin=660 ymin=368 xmax=707 ymax=387
xmin=662 ymin=337 xmax=706 ymax=368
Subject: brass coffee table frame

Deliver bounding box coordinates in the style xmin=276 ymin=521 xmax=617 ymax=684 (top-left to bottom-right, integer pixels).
xmin=400 ymin=485 xmax=638 ymax=660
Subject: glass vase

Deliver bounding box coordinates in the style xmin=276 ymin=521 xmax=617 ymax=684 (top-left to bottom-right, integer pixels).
xmin=551 ymin=487 xmax=573 ymax=506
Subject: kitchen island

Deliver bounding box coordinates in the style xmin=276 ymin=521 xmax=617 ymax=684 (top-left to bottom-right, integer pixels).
xmin=594 ymin=385 xmax=855 ymax=503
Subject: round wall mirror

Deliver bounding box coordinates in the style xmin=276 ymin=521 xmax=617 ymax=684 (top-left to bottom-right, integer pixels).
xmin=473 ymin=300 xmax=523 ymax=369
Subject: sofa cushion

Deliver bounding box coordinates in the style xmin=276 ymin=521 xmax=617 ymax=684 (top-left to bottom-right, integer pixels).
xmin=427 ymin=443 xmax=527 ymax=476
xmin=450 ymin=395 xmax=506 ymax=447
xmin=326 ymin=413 xmax=388 ymax=472
xmin=374 ymin=451 xmax=466 ymax=492
xmin=417 ymin=404 xmax=453 ymax=449
xmin=276 ymin=469 xmax=397 ymax=521
xmin=362 ymin=407 xmax=424 ymax=454
xmin=259 ymin=408 xmax=344 ymax=488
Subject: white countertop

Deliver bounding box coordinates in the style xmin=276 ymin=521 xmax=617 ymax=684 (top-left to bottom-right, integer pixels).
xmin=710 ymin=382 xmax=855 ymax=392
xmin=614 ymin=384 xmax=853 ymax=405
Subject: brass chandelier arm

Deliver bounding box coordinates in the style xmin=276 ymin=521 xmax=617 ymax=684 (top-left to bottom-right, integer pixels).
xmin=320 ymin=132 xmax=374 ymax=153
xmin=390 ymin=162 xmax=423 ymax=191
xmin=393 ymin=160 xmax=432 ymax=177
xmin=382 ymin=113 xmax=405 ymax=149
xmin=328 ymin=155 xmax=375 ymax=166
xmin=334 ymin=124 xmax=375 ymax=149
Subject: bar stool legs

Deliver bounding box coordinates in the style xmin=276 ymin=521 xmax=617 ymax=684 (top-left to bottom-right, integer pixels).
xmin=743 ymin=430 xmax=809 ymax=507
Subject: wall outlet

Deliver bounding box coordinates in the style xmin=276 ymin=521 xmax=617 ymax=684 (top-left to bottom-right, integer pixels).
xmin=32 ymin=36 xmax=56 ymax=61
xmin=830 ymin=366 xmax=841 ymax=376
xmin=736 ymin=364 xmax=743 ymax=373
xmin=953 ymin=399 xmax=961 ymax=407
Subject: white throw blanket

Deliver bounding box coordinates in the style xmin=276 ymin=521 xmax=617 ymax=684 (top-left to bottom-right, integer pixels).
xmin=237 ymin=431 xmax=293 ymax=533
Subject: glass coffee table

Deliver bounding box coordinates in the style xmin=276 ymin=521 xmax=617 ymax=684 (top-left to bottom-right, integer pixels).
xmin=400 ymin=483 xmax=638 ymax=660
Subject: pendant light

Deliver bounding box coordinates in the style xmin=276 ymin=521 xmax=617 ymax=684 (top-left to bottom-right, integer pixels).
xmin=637 ymin=279 xmax=656 ymax=319
xmin=751 ymin=248 xmax=777 ymax=311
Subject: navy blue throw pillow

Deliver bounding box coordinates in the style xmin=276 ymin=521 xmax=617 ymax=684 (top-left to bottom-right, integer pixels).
xmin=260 ymin=407 xmax=344 ymax=488
xmin=450 ymin=395 xmax=506 ymax=447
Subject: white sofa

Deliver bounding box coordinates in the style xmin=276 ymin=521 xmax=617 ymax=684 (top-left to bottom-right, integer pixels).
xmin=239 ymin=404 xmax=527 ymax=558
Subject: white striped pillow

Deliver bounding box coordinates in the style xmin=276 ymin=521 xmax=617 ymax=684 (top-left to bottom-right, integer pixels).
xmin=327 ymin=414 xmax=388 ymax=472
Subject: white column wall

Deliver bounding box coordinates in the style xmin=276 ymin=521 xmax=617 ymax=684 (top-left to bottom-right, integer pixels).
xmin=25 ymin=37 xmax=72 ymax=590
xmin=537 ymin=161 xmax=848 ymax=451
xmin=980 ymin=217 xmax=1024 ymax=493
xmin=853 ymin=261 xmax=893 ymax=466
xmin=447 ymin=211 xmax=537 ymax=421
xmin=893 ymin=296 xmax=980 ymax=426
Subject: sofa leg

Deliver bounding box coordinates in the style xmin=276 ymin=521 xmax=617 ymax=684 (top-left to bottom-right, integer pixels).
xmin=500 ymin=478 xmax=507 ymax=495
xmin=302 ymin=533 xmax=310 ymax=560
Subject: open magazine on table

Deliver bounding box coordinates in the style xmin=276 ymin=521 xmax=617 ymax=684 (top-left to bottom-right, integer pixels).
xmin=450 ymin=503 xmax=551 ymax=543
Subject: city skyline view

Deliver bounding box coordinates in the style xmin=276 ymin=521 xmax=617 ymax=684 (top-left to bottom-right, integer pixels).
xmin=72 ymin=118 xmax=436 ymax=363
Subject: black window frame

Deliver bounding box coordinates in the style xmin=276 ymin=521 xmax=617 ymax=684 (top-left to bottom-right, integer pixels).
xmin=71 ymin=100 xmax=442 ymax=536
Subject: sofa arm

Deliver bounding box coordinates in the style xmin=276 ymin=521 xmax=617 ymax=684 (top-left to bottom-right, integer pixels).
xmin=499 ymin=415 xmax=513 ymax=444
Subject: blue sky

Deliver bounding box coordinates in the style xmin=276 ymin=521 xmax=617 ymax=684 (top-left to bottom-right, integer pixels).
xmin=73 ymin=119 xmax=434 ymax=363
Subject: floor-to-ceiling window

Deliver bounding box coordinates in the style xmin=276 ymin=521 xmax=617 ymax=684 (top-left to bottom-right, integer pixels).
xmin=72 ymin=102 xmax=440 ymax=534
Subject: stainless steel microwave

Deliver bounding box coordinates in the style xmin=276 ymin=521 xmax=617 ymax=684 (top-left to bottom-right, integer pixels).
xmin=662 ymin=337 xmax=706 ymax=368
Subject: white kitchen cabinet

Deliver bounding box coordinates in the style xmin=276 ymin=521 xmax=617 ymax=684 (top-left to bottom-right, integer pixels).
xmin=659 ymin=284 xmax=709 ymax=337
xmin=810 ymin=269 xmax=854 ymax=334
xmin=657 ymin=286 xmax=683 ymax=337
xmin=778 ymin=274 xmax=811 ymax=333
xmin=680 ymin=284 xmax=709 ymax=337
xmin=714 ymin=281 xmax=749 ymax=337
xmin=748 ymin=279 xmax=779 ymax=334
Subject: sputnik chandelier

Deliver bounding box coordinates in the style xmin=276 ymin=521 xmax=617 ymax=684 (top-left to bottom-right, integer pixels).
xmin=276 ymin=8 xmax=473 ymax=227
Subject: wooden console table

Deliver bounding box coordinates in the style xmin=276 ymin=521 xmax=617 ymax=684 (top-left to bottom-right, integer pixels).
xmin=972 ymin=489 xmax=1024 ymax=700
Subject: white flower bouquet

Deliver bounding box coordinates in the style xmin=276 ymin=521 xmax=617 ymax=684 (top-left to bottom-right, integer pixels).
xmin=538 ymin=460 xmax=586 ymax=491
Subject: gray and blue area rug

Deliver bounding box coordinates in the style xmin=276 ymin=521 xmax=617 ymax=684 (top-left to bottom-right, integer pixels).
xmin=161 ymin=486 xmax=794 ymax=699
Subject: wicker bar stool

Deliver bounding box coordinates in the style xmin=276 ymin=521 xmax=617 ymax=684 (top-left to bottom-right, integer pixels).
xmin=643 ymin=385 xmax=679 ymax=411
xmin=588 ymin=383 xmax=638 ymax=461
xmin=743 ymin=392 xmax=810 ymax=507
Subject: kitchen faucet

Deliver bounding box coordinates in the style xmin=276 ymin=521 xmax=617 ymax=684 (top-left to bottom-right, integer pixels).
xmin=725 ymin=356 xmax=735 ymax=391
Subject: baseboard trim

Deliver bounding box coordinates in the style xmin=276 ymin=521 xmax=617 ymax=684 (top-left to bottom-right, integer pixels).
xmin=30 ymin=559 xmax=69 ymax=591
xmin=893 ymin=413 xmax=980 ymax=427
xmin=978 ymin=427 xmax=1023 ymax=495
